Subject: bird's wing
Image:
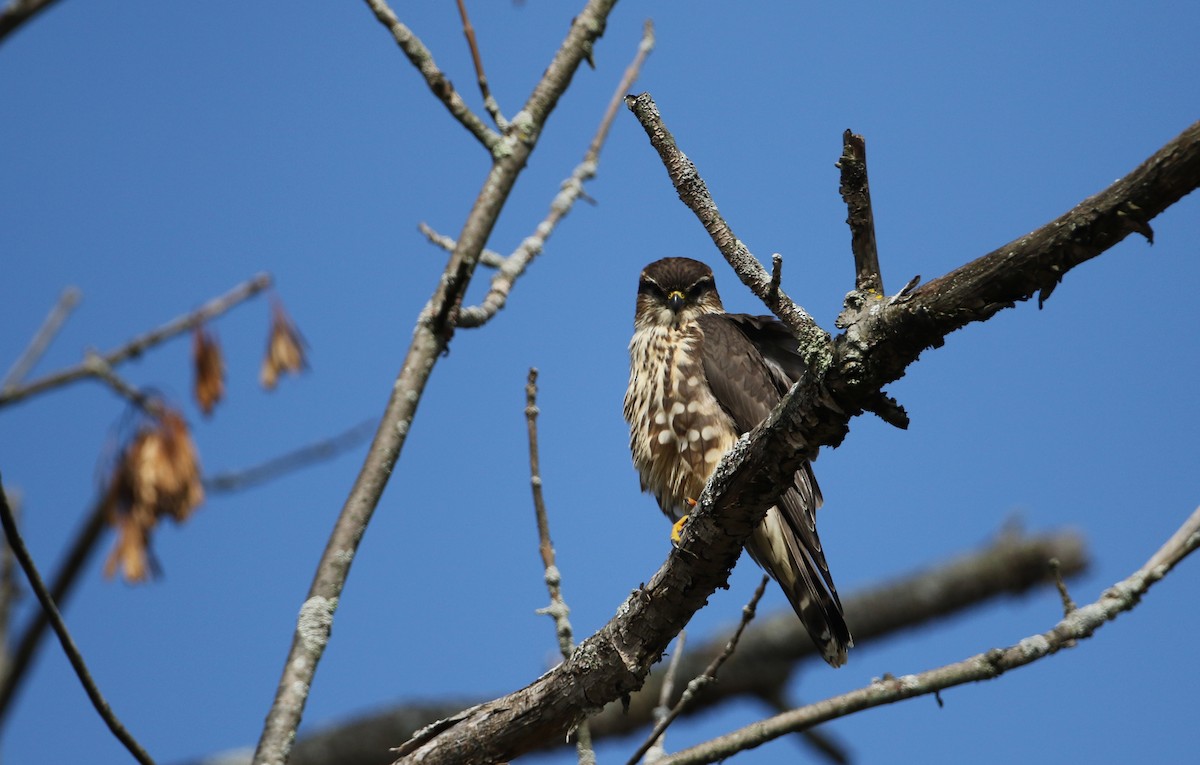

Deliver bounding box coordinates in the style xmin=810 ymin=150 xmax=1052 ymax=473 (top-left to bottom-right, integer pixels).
xmin=720 ymin=313 xmax=809 ymax=386
xmin=696 ymin=313 xmax=850 ymax=665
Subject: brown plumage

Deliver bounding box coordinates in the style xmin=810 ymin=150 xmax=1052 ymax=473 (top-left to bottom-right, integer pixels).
xmin=623 ymin=257 xmax=852 ymax=667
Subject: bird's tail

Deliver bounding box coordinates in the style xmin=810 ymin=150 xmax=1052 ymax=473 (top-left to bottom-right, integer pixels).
xmin=745 ymin=495 xmax=852 ymax=668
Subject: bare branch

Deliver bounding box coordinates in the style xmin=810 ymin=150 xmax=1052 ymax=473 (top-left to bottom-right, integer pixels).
xmin=524 ymin=368 xmax=595 ymax=764
xmin=418 ymin=222 xmax=505 ymax=268
xmin=0 ymin=489 xmax=20 ymax=668
xmin=0 ymin=501 xmax=107 ymax=725
xmin=831 ymin=119 xmax=1200 ymax=416
xmin=2 ymin=286 xmax=81 ymax=391
xmin=454 ymin=0 xmax=507 ymax=130
xmin=623 ymin=92 xmax=832 ymax=372
xmin=205 ymin=418 xmax=376 ymax=494
xmin=656 ymin=506 xmax=1200 ymax=765
xmin=80 ymin=352 xmax=161 ymax=414
xmin=0 ymin=273 xmax=271 ymax=410
xmin=640 ymin=630 xmax=686 ymax=764
xmin=629 ymin=576 xmax=768 ymax=765
xmin=363 ymin=0 xmax=501 ymax=152
xmin=836 ymin=129 xmax=882 ymax=295
xmin=456 ymin=20 xmax=655 ymax=329
xmin=0 ymin=474 xmax=155 ymax=765
xmin=250 ymin=4 xmax=619 ymax=762
xmin=1048 ymin=557 xmax=1077 ymax=617
xmin=185 ymin=528 xmax=1085 ymax=765
xmin=0 ymin=0 xmax=61 ymax=45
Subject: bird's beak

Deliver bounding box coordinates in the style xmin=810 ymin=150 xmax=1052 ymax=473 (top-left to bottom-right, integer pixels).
xmin=667 ymin=290 xmax=686 ymax=312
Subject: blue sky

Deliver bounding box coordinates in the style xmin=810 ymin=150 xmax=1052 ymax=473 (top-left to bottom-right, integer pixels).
xmin=2 ymin=2 xmax=1198 ymax=764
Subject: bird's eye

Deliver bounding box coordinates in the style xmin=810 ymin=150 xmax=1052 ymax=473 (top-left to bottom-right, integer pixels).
xmin=638 ymin=279 xmax=663 ymax=297
xmin=688 ymin=277 xmax=712 ymax=297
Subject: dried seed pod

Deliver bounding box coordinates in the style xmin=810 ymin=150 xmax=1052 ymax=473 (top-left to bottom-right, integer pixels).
xmin=260 ymin=297 xmax=307 ymax=390
xmin=102 ymin=406 xmax=204 ymax=582
xmin=192 ymin=324 xmax=225 ymax=416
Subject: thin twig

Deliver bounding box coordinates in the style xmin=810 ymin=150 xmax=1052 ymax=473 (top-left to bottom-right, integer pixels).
xmin=364 ymin=0 xmax=501 ymax=151
xmin=656 ymin=506 xmax=1200 ymax=764
xmin=2 ymin=286 xmax=81 ymax=391
xmin=455 ymin=0 xmax=507 ymax=130
xmin=457 ymin=20 xmax=656 ymax=328
xmin=623 ymin=92 xmax=831 ymax=372
xmin=640 ymin=630 xmax=686 ymax=763
xmin=0 ymin=0 xmax=61 ymax=45
xmin=418 ymin=222 xmax=506 ymax=268
xmin=767 ymin=254 xmax=783 ymax=301
xmin=0 ymin=502 xmax=107 ymax=726
xmin=0 ymin=274 xmax=271 ymax=409
xmin=525 ymin=369 xmax=595 ymax=764
xmin=757 ymin=691 xmax=849 ymax=765
xmin=0 ymin=474 xmax=156 ymax=765
xmin=0 ymin=488 xmax=20 ymax=663
xmin=205 ymin=418 xmax=377 ymax=494
xmin=836 ymin=129 xmax=883 ymax=295
xmin=81 ymin=353 xmax=161 ymax=414
xmin=629 ymin=576 xmax=768 ymax=765
xmin=1048 ymin=558 xmax=1077 ymax=617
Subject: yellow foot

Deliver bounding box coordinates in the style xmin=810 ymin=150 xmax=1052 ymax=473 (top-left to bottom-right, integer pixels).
xmin=671 ymin=512 xmax=691 ymax=545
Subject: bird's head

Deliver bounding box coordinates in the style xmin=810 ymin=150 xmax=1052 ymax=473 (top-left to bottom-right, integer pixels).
xmin=635 ymin=257 xmax=725 ymax=329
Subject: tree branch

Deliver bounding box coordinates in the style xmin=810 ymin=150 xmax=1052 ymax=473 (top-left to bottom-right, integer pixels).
xmin=185 ymin=528 xmax=1083 ymax=765
xmin=0 ymin=0 xmax=61 ymax=45
xmin=627 ymin=576 xmax=768 ymax=765
xmin=524 ymin=369 xmax=595 ymax=764
xmin=456 ymin=20 xmax=655 ymax=329
xmin=418 ymin=222 xmax=505 ymax=269
xmin=0 ymin=499 xmax=106 ymax=726
xmin=623 ymin=92 xmax=832 ymax=371
xmin=0 ymin=474 xmax=156 ymax=765
xmin=836 ymin=129 xmax=882 ymax=295
xmin=363 ymin=0 xmax=501 ymax=152
xmin=0 ymin=273 xmax=272 ymax=410
xmin=2 ymin=285 xmax=81 ymax=392
xmin=454 ymin=0 xmax=506 ymax=130
xmin=657 ymin=505 xmax=1200 ymax=764
xmin=250 ymin=4 xmax=619 ymax=763
xmin=204 ymin=418 xmax=377 ymax=494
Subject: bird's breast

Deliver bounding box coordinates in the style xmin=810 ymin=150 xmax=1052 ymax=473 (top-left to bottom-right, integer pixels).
xmin=624 ymin=324 xmax=738 ymax=518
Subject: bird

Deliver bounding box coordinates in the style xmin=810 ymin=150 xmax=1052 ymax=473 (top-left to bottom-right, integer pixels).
xmin=623 ymin=256 xmax=852 ymax=667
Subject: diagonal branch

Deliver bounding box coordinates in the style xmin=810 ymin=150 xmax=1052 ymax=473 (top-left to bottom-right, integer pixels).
xmin=623 ymin=92 xmax=832 ymax=371
xmin=626 ymin=575 xmax=768 ymax=765
xmin=0 ymin=0 xmax=61 ymax=45
xmin=2 ymin=286 xmax=81 ymax=391
xmin=250 ymin=3 xmax=619 ymax=763
xmin=454 ymin=0 xmax=506 ymax=130
xmin=656 ymin=505 xmax=1200 ymax=764
xmin=0 ymin=474 xmax=155 ymax=765
xmin=364 ymin=0 xmax=501 ymax=152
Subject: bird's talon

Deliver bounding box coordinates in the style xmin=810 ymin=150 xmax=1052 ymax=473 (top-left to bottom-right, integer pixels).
xmin=670 ymin=514 xmax=690 ymax=545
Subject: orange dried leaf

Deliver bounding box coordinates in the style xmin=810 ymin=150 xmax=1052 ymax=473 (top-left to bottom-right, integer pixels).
xmin=260 ymin=298 xmax=307 ymax=390
xmin=192 ymin=324 xmax=225 ymax=416
xmin=101 ymin=405 xmax=205 ymax=583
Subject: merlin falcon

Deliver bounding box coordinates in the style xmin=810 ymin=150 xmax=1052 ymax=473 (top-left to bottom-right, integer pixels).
xmin=623 ymin=257 xmax=852 ymax=667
